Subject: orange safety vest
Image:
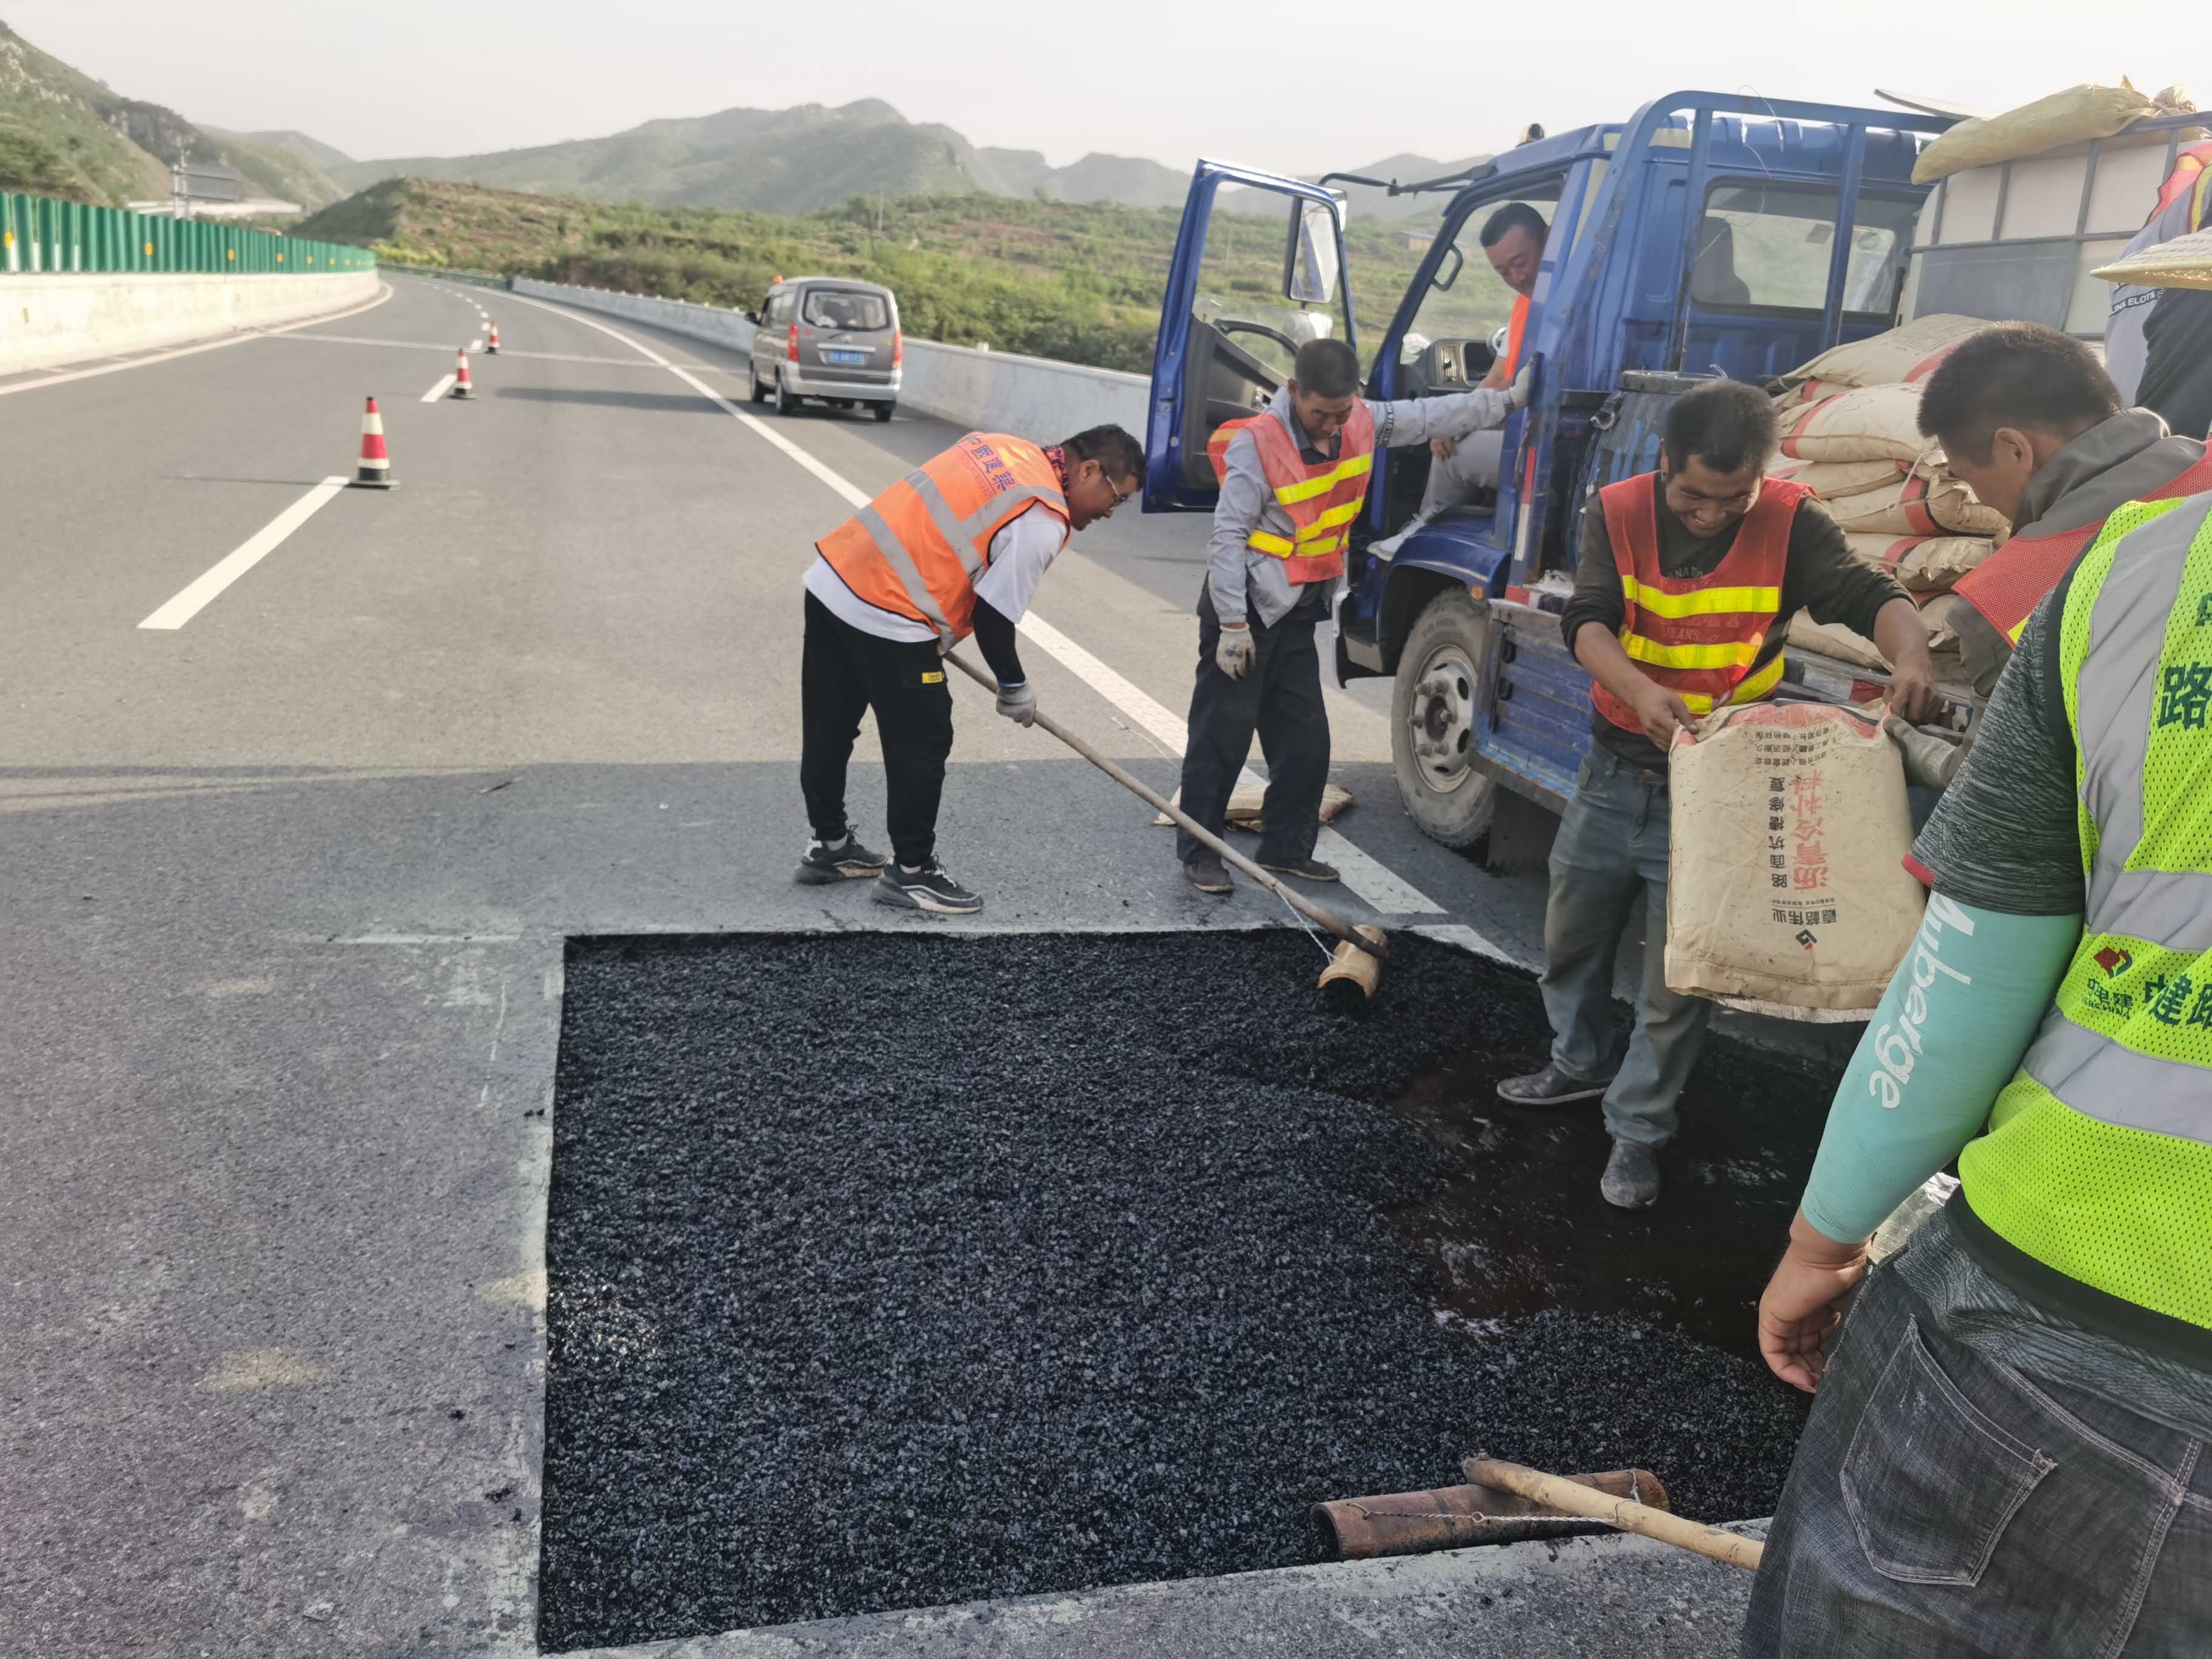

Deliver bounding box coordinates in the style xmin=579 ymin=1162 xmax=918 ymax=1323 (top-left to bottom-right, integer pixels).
xmin=817 ymin=432 xmax=1069 ymax=648
xmin=1589 ymin=472 xmax=1806 ymax=732
xmin=1952 ymin=452 xmax=2212 ymax=646
xmin=1501 ymin=293 xmax=1530 ymax=380
xmin=1206 ymin=400 xmax=1376 ymax=587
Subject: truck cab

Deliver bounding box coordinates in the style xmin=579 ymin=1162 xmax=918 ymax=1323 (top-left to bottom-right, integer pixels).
xmin=1145 ymin=92 xmax=1957 ymax=848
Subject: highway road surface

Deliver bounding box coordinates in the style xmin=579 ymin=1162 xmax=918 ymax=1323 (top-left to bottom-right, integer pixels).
xmin=0 ymin=275 xmax=1574 ymax=1655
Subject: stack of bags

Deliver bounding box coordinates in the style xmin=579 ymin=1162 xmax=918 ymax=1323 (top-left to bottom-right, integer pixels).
xmin=1763 ymin=316 xmax=2009 ymax=677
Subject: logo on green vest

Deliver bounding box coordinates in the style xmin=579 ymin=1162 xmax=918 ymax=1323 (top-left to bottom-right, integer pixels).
xmin=2158 ymin=662 xmax=2212 ymax=729
xmin=2093 ymin=945 xmax=2132 ymax=977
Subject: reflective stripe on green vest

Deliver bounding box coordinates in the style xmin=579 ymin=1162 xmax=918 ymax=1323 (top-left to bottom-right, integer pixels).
xmin=1959 ymin=491 xmax=2212 ymax=1330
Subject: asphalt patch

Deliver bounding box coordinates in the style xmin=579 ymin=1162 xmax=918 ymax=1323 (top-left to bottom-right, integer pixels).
xmin=540 ymin=930 xmax=1839 ymax=1652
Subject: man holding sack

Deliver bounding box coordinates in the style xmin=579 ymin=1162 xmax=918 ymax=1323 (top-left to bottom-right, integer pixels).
xmin=1496 ymin=380 xmax=1940 ymax=1208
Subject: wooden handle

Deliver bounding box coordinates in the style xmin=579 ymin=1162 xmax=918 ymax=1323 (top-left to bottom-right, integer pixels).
xmin=1462 ymin=1459 xmax=1763 ymax=1572
xmin=943 ymin=651 xmax=1387 ymax=964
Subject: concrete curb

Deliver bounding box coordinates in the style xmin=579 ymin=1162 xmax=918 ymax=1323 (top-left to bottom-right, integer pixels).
xmin=564 ymin=1523 xmax=1769 ymax=1658
xmin=0 ymin=270 xmax=383 ymax=375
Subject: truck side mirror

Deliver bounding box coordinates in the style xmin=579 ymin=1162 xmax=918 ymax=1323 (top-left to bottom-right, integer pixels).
xmin=1283 ymin=197 xmax=1342 ymax=306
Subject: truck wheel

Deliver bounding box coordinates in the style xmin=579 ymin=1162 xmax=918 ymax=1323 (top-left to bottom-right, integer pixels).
xmin=1390 ymin=588 xmax=1498 ymax=848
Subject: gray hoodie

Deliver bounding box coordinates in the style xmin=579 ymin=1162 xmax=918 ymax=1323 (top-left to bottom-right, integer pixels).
xmin=1207 ymin=383 xmax=1517 ymax=626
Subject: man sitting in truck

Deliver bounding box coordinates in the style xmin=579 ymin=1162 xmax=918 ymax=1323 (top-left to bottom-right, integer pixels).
xmin=1927 ymin=322 xmax=2212 ymax=697
xmin=1406 ymin=203 xmax=1547 ymax=528
xmin=1497 ymin=379 xmax=1940 ymax=1209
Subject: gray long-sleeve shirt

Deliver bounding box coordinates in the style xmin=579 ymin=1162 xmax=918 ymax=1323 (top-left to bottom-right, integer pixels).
xmin=1208 ymin=384 xmax=1516 ymax=626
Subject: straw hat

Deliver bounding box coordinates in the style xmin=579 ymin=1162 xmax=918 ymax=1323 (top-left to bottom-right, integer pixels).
xmin=2094 ymin=227 xmax=2212 ymax=291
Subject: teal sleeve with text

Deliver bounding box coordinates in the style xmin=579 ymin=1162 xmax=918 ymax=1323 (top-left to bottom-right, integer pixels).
xmin=1799 ymin=897 xmax=2081 ymax=1244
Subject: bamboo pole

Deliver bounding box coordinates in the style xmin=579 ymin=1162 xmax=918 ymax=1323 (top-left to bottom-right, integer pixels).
xmin=1462 ymin=1459 xmax=1764 ymax=1572
xmin=943 ymin=651 xmax=1387 ymax=965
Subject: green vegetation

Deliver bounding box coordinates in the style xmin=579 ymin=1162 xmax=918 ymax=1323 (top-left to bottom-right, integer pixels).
xmin=302 ymin=178 xmax=1473 ymax=374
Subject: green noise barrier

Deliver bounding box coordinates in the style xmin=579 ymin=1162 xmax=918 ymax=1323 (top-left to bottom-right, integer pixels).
xmin=0 ymin=192 xmax=375 ymax=276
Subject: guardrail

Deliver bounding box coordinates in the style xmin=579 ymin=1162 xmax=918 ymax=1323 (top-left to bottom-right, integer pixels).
xmin=0 ymin=191 xmax=374 ymax=275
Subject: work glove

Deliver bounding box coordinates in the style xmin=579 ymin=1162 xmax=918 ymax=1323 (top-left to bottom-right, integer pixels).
xmin=1507 ymin=364 xmax=1533 ymax=410
xmin=1216 ymin=626 xmax=1255 ymax=680
xmin=995 ymin=680 xmax=1037 ymax=726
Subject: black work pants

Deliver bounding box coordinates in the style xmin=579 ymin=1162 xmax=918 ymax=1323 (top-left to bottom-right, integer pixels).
xmin=799 ymin=591 xmax=953 ymax=867
xmin=1176 ymin=582 xmax=1330 ymax=866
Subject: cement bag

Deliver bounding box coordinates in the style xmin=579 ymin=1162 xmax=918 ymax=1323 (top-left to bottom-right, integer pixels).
xmin=1768 ymin=458 xmax=1908 ymax=500
xmin=1844 ymin=532 xmax=1996 ymax=593
xmin=1774 ymin=383 xmax=1930 ymax=465
xmin=1786 ymin=612 xmax=1891 ymax=671
xmin=1666 ymin=702 xmax=1925 ymax=1011
xmin=1914 ymin=81 xmax=2191 ymax=184
xmin=1780 ymin=315 xmax=1995 ymax=392
xmin=1825 ymin=470 xmax=2006 ymax=538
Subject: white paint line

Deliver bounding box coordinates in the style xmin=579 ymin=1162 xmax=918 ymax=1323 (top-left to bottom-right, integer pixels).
xmin=1415 ymin=922 xmax=1516 ymax=965
xmin=0 ymin=281 xmax=395 ymax=399
xmin=138 ymin=477 xmax=349 ymax=630
xmin=494 ymin=287 xmax=1450 ymax=920
xmin=468 ymin=338 xmax=484 ymax=353
xmin=421 ymin=373 xmax=456 ymax=403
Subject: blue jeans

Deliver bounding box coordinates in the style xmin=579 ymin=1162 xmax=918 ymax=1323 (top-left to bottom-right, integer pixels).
xmin=1744 ymin=1203 xmax=2212 ymax=1657
xmin=1539 ymin=746 xmax=1710 ymax=1145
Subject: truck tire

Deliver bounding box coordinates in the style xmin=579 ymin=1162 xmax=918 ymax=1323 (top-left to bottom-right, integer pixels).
xmin=1390 ymin=588 xmax=1498 ymax=848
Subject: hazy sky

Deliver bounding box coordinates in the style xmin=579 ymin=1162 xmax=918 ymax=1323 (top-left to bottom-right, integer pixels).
xmin=12 ymin=0 xmax=2205 ymax=177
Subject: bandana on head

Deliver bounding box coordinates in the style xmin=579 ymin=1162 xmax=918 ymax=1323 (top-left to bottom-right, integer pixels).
xmin=1041 ymin=444 xmax=1071 ymax=495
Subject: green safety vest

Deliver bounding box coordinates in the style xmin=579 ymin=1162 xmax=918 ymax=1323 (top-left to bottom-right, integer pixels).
xmin=1960 ymin=491 xmax=2212 ymax=1329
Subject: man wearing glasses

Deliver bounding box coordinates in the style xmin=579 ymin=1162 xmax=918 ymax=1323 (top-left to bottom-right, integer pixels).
xmin=799 ymin=423 xmax=1145 ymax=915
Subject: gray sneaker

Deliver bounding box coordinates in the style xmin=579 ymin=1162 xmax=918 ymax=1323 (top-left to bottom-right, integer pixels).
xmin=1496 ymin=1062 xmax=1615 ymax=1106
xmin=1600 ymin=1139 xmax=1661 ymax=1209
xmin=794 ymin=832 xmax=890 ymax=885
xmin=1182 ymin=853 xmax=1234 ymax=894
xmin=873 ymin=857 xmax=982 ymax=915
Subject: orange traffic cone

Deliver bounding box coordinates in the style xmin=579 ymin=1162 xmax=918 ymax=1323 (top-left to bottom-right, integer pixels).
xmin=348 ymin=396 xmax=395 ymax=489
xmin=485 ymin=322 xmax=501 ymax=355
xmin=450 ymin=347 xmax=475 ymax=400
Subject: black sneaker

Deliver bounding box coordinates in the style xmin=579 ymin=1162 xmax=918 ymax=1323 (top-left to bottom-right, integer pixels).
xmin=1182 ymin=853 xmax=1234 ymax=894
xmin=1258 ymin=855 xmax=1339 ymax=882
xmin=1496 ymin=1062 xmax=1615 ymax=1105
xmin=794 ymin=833 xmax=890 ymax=885
xmin=873 ymin=857 xmax=982 ymax=915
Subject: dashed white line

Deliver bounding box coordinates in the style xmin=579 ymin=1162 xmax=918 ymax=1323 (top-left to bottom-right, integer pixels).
xmin=492 ymin=285 xmax=1456 ymax=919
xmin=421 ymin=374 xmax=457 ymax=403
xmin=139 ymin=477 xmax=349 ymax=630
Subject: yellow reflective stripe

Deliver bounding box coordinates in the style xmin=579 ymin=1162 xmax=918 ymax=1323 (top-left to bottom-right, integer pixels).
xmin=1621 ymin=632 xmax=1764 ymax=671
xmin=1670 ymin=654 xmax=1783 ymax=714
xmin=1621 ymin=577 xmax=1781 ymax=619
xmin=1274 ymin=452 xmax=1372 ymax=504
xmin=1249 ymin=531 xmax=1345 ymax=559
xmin=1296 ymin=500 xmax=1364 ymax=540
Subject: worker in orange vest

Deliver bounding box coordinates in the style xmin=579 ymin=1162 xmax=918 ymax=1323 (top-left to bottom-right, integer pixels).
xmin=1403 ymin=201 xmax=1548 ymax=534
xmin=1496 ymin=380 xmax=1940 ymax=1208
xmin=800 ymin=423 xmax=1145 ymax=913
xmin=1179 ymin=337 xmax=1525 ymax=893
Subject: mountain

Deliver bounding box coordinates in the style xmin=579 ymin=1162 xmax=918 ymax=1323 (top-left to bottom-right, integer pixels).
xmin=239 ymin=129 xmax=354 ymax=172
xmin=330 ymin=99 xmax=1194 ymax=214
xmin=0 ymin=20 xmax=346 ymax=206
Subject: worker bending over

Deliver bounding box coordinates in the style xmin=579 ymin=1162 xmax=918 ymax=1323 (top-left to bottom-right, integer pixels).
xmin=1932 ymin=322 xmax=2211 ymax=695
xmin=798 ymin=424 xmax=1145 ymax=914
xmin=1746 ymin=446 xmax=2212 ymax=1657
xmin=1410 ymin=202 xmax=1547 ymax=529
xmin=1179 ymin=337 xmax=1526 ymax=893
xmin=1498 ymin=380 xmax=1940 ymax=1208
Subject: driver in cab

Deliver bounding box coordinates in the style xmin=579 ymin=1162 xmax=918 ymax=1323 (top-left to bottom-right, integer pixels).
xmin=1178 ymin=337 xmax=1527 ymax=893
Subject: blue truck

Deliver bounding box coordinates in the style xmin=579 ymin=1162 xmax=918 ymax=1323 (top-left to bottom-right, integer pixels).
xmin=1142 ymin=90 xmax=1965 ymax=851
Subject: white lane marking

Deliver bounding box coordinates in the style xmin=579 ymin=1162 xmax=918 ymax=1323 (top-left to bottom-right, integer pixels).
xmin=139 ymin=477 xmax=349 ymax=630
xmin=422 ymin=374 xmax=457 ymax=403
xmin=494 ymin=286 xmax=1450 ymax=918
xmin=0 ymin=281 xmax=395 ymax=399
xmin=468 ymin=338 xmax=483 ymax=353
xmin=1415 ymin=922 xmax=1514 ymax=965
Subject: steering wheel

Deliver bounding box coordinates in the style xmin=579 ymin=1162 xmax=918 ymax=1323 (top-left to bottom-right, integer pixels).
xmin=1217 ymin=319 xmax=1302 ymax=358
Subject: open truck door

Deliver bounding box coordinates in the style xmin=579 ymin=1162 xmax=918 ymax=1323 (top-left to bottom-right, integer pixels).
xmin=1144 ymin=163 xmax=1356 ymax=512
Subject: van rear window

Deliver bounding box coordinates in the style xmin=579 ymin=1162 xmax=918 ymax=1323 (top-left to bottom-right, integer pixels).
xmin=803 ymin=290 xmax=891 ymax=330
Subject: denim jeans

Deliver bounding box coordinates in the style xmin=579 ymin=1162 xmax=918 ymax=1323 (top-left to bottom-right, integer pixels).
xmin=1744 ymin=1203 xmax=2212 ymax=1657
xmin=1538 ymin=746 xmax=1711 ymax=1145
